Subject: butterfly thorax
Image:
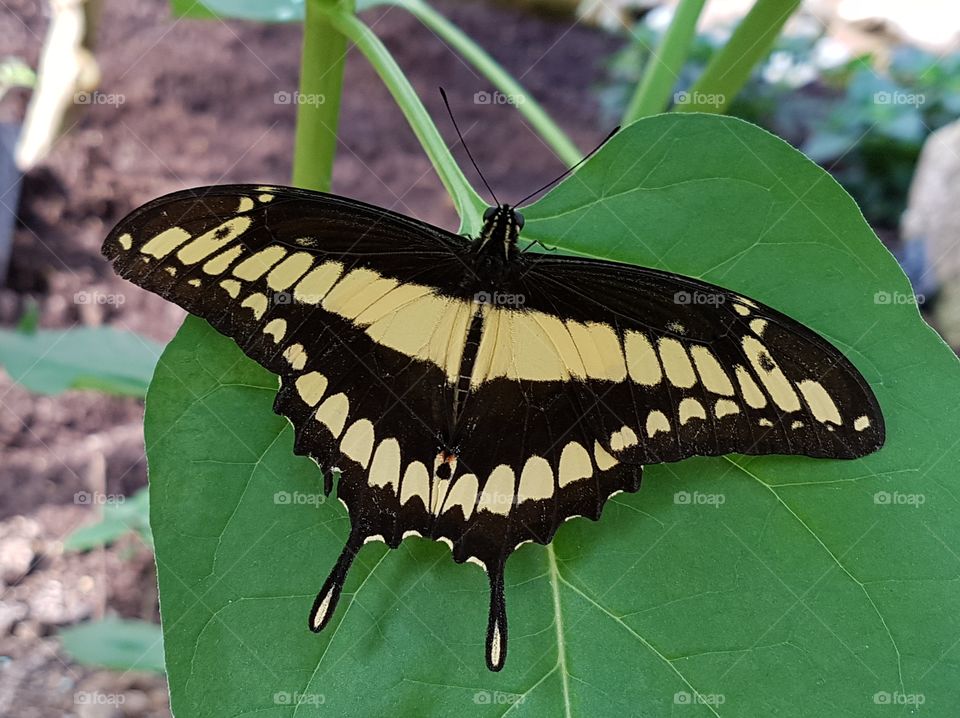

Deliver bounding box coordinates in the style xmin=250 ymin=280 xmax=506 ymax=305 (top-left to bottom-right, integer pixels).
xmin=472 ymin=204 xmax=524 ymax=262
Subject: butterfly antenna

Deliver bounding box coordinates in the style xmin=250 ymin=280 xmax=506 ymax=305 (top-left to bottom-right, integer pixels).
xmin=514 ymin=126 xmax=620 ymax=207
xmin=439 ymin=87 xmax=499 ymax=206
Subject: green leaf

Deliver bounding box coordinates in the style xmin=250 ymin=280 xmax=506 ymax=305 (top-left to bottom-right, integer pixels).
xmin=64 ymin=488 xmax=153 ymax=551
xmin=168 ymin=0 xmax=220 ymax=19
xmin=0 ymin=326 xmax=162 ymax=397
xmin=60 ymin=618 xmax=165 ymax=673
xmin=149 ymin=114 xmax=959 ymax=716
xmin=169 ymin=0 xmax=308 ymax=21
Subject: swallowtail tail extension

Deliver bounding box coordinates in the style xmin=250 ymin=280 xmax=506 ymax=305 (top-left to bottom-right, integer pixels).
xmin=104 ymin=183 xmax=884 ymax=671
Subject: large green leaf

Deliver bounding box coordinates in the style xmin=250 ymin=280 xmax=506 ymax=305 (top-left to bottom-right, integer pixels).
xmin=147 ymin=114 xmax=958 ymax=716
xmin=0 ymin=325 xmax=162 ymax=397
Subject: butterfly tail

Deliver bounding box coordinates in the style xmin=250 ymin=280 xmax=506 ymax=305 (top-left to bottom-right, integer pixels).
xmin=485 ymin=566 xmax=508 ymax=672
xmin=309 ymin=533 xmax=362 ymax=633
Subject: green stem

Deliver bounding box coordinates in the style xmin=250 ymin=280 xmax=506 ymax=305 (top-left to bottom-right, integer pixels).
xmin=292 ymin=0 xmax=350 ymax=191
xmin=623 ymin=0 xmax=706 ymax=122
xmin=383 ymin=0 xmax=581 ymax=166
xmin=325 ymin=8 xmax=486 ymax=233
xmin=679 ymin=0 xmax=800 ymax=114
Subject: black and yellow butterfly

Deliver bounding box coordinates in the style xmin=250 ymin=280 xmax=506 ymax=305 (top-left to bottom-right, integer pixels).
xmin=103 ymin=183 xmax=884 ymax=671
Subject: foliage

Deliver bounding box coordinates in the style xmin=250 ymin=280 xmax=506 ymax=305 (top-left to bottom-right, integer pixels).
xmin=61 ymin=617 xmax=165 ymax=673
xmin=65 ymin=487 xmax=153 ymax=551
xmin=0 ymin=322 xmax=162 ymax=397
xmin=150 ymin=114 xmax=958 ymax=716
xmin=602 ymin=18 xmax=960 ymax=228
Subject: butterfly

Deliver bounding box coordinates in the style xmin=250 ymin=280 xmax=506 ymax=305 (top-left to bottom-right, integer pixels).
xmin=103 ymin=181 xmax=884 ymax=672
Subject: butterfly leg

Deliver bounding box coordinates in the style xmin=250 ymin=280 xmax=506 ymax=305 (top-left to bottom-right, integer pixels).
xmin=309 ymin=532 xmax=364 ymax=633
xmin=485 ymin=565 xmax=508 ymax=672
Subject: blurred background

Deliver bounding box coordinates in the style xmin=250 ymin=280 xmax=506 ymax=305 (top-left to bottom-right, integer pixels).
xmin=0 ymin=0 xmax=956 ymax=715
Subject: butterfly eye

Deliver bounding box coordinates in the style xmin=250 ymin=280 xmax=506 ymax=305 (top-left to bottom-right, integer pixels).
xmin=514 ymin=212 xmax=525 ymax=230
xmin=483 ymin=207 xmax=497 ymax=221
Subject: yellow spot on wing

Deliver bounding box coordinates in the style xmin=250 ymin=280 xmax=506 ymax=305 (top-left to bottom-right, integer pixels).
xmin=282 ymin=343 xmax=307 ymax=370
xmin=117 ymin=233 xmax=133 ymax=250
xmin=237 ymin=197 xmax=255 ymax=212
xmin=567 ymin=321 xmax=627 ymax=381
xmin=203 ymin=244 xmax=244 ymax=275
xmin=679 ymin=397 xmax=707 ymax=424
xmin=558 ymin=442 xmax=592 ymax=488
xmin=340 ymin=419 xmax=375 ymax=469
xmin=220 ymin=279 xmax=241 ymax=298
xmin=294 ymin=262 xmax=343 ymax=304
xmin=266 ymin=252 xmax=313 ymax=291
xmin=241 ymin=293 xmax=268 ymax=319
xmin=743 ymin=336 xmax=801 ymax=412
xmin=323 ymin=268 xmax=400 ymax=320
xmin=714 ymin=399 xmax=740 ymax=418
xmin=233 ymin=246 xmax=287 ymax=281
xmin=478 ymin=465 xmax=515 ymax=515
xmin=399 ymin=461 xmax=430 ymax=507
xmin=659 ymin=338 xmax=697 ymax=388
xmin=315 ymin=393 xmax=349 ymax=438
xmin=141 ymin=227 xmax=192 ymax=258
xmin=368 ymin=438 xmax=401 ymax=492
xmin=735 ymin=365 xmax=767 ymax=408
xmin=854 ymin=415 xmax=870 ymax=431
xmin=593 ymin=441 xmax=619 ymax=470
xmin=625 ymin=331 xmax=662 ymax=386
xmin=177 ymin=217 xmax=252 ymax=264
xmin=443 ymin=474 xmax=479 ymax=521
xmin=518 ymin=456 xmax=553 ymax=503
xmin=295 ymin=371 xmax=328 ymax=406
xmin=263 ymin=318 xmax=287 ymax=342
xmin=690 ymin=345 xmax=734 ymax=396
xmin=646 ymin=410 xmax=670 ymax=437
xmin=797 ymin=379 xmax=842 ymax=424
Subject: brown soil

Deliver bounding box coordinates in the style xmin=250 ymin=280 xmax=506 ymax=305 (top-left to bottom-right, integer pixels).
xmin=0 ymin=0 xmax=616 ymax=715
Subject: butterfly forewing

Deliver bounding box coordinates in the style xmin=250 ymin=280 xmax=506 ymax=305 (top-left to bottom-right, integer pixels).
xmin=103 ymin=184 xmax=884 ymax=673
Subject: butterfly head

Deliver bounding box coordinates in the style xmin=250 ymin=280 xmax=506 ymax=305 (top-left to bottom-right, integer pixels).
xmin=477 ymin=204 xmax=524 ymax=260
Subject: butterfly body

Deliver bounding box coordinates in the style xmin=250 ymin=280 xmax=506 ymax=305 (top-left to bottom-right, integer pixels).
xmin=103 ymin=184 xmax=884 ymax=672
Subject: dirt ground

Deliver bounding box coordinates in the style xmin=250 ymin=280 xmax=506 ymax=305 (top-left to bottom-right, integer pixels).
xmin=0 ymin=0 xmax=616 ymax=715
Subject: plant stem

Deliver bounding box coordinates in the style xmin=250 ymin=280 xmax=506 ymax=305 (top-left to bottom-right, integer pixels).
xmin=679 ymin=0 xmax=800 ymax=114
xmin=623 ymin=0 xmax=706 ymax=122
xmin=383 ymin=0 xmax=581 ymax=166
xmin=325 ymin=8 xmax=486 ymax=233
xmin=292 ymin=0 xmax=350 ymax=191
